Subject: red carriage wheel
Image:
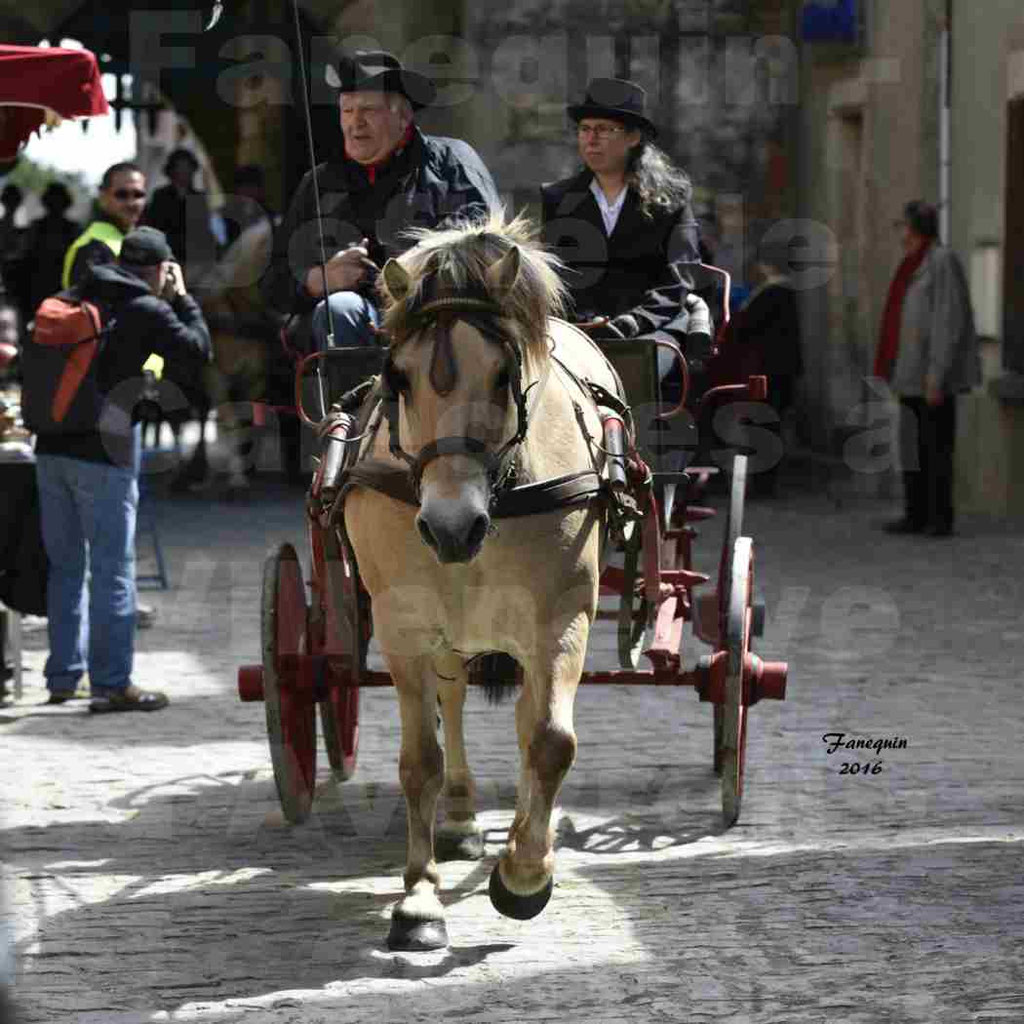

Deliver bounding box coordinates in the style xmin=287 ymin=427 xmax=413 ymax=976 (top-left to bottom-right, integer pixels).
xmin=721 ymin=536 xmax=753 ymax=827
xmin=262 ymin=543 xmax=317 ymax=823
xmin=319 ymin=526 xmax=365 ymax=780
xmin=714 ymin=454 xmax=748 ymax=774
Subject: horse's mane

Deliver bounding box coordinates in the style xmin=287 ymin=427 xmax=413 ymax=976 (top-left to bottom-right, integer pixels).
xmin=379 ymin=212 xmax=567 ymax=362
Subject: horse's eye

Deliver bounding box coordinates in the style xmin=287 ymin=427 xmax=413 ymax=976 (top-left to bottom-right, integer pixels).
xmin=494 ymin=367 xmax=510 ymax=392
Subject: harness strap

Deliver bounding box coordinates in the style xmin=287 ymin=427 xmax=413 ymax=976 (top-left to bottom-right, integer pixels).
xmin=336 ymin=459 xmax=604 ymax=520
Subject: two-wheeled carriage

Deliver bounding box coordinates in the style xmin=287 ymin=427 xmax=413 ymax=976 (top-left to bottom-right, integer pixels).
xmin=237 ymin=257 xmax=788 ymax=829
xmin=236 ymin=218 xmax=788 ymax=948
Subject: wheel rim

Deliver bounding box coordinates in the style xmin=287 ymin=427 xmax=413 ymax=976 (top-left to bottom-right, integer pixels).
xmin=262 ymin=543 xmax=316 ymax=823
xmin=718 ymin=454 xmax=748 ymax=642
xmin=721 ymin=536 xmax=753 ymax=828
xmin=714 ymin=455 xmax=747 ymax=773
xmin=319 ymin=527 xmax=363 ymax=779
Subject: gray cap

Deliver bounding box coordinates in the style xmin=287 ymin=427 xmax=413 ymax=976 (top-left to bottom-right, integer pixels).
xmin=120 ymin=226 xmax=173 ymax=267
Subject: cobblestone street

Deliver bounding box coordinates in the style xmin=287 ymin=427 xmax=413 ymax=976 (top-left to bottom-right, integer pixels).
xmin=3 ymin=471 xmax=1023 ymax=1023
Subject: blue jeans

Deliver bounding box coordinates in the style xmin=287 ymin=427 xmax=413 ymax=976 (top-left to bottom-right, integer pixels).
xmin=312 ymin=291 xmax=379 ymax=349
xmin=35 ymin=453 xmax=139 ymax=694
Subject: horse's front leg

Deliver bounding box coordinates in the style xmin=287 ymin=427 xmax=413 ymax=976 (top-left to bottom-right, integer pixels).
xmin=389 ymin=654 xmax=449 ymax=951
xmin=489 ymin=610 xmax=588 ymax=920
xmin=435 ymin=651 xmax=484 ymax=861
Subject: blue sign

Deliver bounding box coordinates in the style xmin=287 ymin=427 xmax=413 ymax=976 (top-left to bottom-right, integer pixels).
xmin=800 ymin=0 xmax=859 ymax=44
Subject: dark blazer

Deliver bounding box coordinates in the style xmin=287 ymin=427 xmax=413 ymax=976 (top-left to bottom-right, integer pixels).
xmin=540 ymin=169 xmax=701 ymax=331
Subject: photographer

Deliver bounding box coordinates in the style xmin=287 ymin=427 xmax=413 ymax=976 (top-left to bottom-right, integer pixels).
xmin=32 ymin=227 xmax=211 ymax=712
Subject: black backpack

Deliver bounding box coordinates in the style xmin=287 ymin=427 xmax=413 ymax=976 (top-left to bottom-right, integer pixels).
xmin=21 ymin=289 xmax=113 ymax=435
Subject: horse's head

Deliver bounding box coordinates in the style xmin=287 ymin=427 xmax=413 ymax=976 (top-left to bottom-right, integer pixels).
xmin=379 ymin=215 xmax=565 ymax=564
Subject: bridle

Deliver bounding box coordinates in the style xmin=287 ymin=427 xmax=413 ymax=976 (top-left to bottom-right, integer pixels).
xmin=378 ymin=297 xmax=534 ymax=504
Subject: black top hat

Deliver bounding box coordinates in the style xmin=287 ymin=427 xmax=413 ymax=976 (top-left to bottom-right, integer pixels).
xmin=567 ymin=78 xmax=656 ymax=137
xmin=328 ymin=50 xmax=436 ymax=111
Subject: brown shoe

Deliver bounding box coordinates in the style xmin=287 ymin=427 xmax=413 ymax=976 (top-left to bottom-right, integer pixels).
xmin=89 ymin=684 xmax=169 ymax=713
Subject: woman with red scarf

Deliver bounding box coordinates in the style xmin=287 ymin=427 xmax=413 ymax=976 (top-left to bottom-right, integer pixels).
xmin=875 ymin=201 xmax=980 ymax=537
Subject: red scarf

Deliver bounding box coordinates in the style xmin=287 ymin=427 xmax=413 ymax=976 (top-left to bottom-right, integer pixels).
xmin=873 ymin=242 xmax=931 ymax=379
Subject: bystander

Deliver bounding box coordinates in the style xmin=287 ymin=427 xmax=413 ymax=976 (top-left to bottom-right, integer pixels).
xmin=25 ymin=182 xmax=79 ymax=311
xmin=874 ymin=200 xmax=980 ymax=537
xmin=29 ymin=227 xmax=212 ymax=711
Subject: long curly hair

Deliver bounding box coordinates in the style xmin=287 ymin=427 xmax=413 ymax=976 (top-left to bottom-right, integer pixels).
xmin=624 ymin=140 xmax=693 ymax=218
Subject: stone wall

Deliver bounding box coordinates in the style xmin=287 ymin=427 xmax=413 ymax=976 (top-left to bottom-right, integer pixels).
xmin=447 ymin=0 xmax=798 ymax=247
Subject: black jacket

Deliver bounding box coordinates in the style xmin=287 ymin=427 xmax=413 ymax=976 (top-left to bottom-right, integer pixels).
xmin=261 ymin=128 xmax=500 ymax=318
xmin=26 ymin=212 xmax=80 ymax=310
xmin=66 ymin=212 xmax=121 ymax=289
xmin=144 ymin=184 xmax=218 ymax=268
xmin=540 ymin=170 xmax=701 ymax=340
xmin=34 ymin=263 xmax=212 ymax=467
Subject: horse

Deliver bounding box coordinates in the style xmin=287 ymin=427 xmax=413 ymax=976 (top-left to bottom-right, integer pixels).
xmin=340 ymin=213 xmax=626 ymax=951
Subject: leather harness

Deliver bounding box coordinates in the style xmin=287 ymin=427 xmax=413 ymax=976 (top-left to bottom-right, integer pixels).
xmin=326 ymin=301 xmax=635 ymax=522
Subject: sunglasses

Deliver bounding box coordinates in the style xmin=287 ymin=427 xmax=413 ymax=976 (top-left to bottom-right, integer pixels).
xmin=112 ymin=188 xmax=146 ymax=201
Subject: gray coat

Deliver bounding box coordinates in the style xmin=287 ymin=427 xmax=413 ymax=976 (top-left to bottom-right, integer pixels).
xmin=891 ymin=243 xmax=980 ymax=396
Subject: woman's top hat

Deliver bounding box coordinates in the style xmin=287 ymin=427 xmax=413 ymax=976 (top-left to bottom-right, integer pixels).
xmin=567 ymin=78 xmax=656 ymax=137
xmin=327 ymin=50 xmax=436 ymax=111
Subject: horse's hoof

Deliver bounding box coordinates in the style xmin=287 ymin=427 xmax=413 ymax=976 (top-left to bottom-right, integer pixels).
xmin=386 ymin=910 xmax=449 ymax=951
xmin=436 ymin=825 xmax=485 ymax=862
xmin=488 ymin=863 xmax=554 ymax=921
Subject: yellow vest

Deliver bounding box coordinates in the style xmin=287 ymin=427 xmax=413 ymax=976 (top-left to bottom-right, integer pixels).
xmin=61 ymin=220 xmax=165 ymax=378
xmin=62 ymin=219 xmax=124 ymax=289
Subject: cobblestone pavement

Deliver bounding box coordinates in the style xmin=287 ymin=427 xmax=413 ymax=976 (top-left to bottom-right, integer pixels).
xmin=2 ymin=470 xmax=1023 ymax=1024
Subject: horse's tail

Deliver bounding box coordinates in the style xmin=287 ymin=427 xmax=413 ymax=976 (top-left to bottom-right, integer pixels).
xmin=468 ymin=652 xmax=521 ymax=705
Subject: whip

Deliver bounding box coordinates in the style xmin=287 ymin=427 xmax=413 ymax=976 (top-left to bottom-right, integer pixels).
xmin=288 ymin=0 xmax=334 ymax=415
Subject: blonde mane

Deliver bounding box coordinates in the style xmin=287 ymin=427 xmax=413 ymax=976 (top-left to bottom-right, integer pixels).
xmin=378 ymin=212 xmax=567 ymax=361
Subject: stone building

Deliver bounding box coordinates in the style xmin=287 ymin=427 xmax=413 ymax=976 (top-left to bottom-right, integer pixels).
xmin=10 ymin=0 xmax=1021 ymax=516
xmin=794 ymin=0 xmax=1024 ymax=516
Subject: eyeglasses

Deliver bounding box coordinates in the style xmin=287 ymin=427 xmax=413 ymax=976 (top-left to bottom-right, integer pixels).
xmin=576 ymin=125 xmax=627 ymax=140
xmin=112 ymin=189 xmax=146 ymax=201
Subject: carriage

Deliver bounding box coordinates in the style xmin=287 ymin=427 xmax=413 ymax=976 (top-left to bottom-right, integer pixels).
xmin=235 ymin=217 xmax=788 ymax=949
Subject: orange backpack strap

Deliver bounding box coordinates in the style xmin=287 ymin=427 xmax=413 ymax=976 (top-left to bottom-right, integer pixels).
xmin=32 ymin=298 xmax=105 ymax=424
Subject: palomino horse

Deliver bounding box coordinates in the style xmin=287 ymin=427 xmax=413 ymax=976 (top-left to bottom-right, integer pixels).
xmin=341 ymin=214 xmax=625 ymax=950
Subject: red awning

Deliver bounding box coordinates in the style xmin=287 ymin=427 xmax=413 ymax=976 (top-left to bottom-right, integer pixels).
xmin=0 ymin=44 xmax=110 ymax=161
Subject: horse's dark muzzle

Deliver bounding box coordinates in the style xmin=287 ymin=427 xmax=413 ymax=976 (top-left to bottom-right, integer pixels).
xmin=416 ymin=505 xmax=491 ymax=564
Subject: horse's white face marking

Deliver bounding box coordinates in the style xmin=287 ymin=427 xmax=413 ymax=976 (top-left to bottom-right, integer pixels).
xmin=392 ymin=320 xmax=517 ymax=505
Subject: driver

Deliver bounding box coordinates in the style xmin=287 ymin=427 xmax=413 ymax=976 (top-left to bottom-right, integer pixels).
xmin=261 ymin=50 xmax=500 ymax=350
xmin=540 ymin=78 xmax=704 ymax=377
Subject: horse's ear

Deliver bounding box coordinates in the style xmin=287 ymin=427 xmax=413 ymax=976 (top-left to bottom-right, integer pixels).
xmin=485 ymin=245 xmax=521 ymax=298
xmin=382 ymin=258 xmax=412 ymax=302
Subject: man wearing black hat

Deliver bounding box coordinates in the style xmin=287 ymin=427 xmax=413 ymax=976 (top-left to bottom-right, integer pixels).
xmin=261 ymin=50 xmax=500 ymax=349
xmin=541 ymin=78 xmax=702 ymax=370
xmin=31 ymin=226 xmax=211 ymax=712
